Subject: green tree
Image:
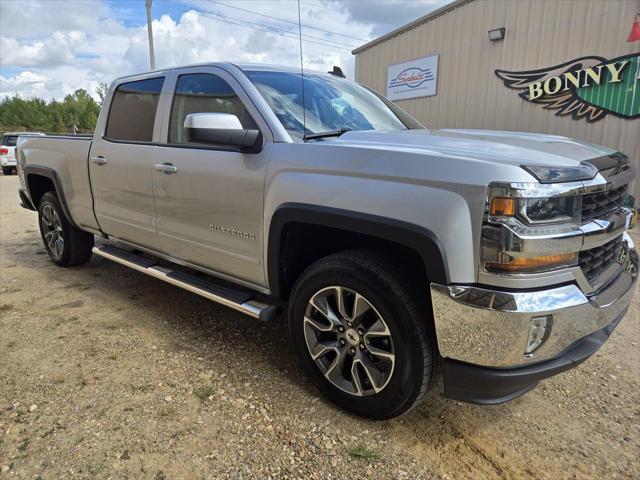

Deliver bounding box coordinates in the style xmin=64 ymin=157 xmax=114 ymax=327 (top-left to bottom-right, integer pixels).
xmin=0 ymin=89 xmax=101 ymax=133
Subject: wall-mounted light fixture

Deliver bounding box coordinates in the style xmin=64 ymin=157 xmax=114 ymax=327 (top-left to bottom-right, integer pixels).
xmin=488 ymin=27 xmax=506 ymax=41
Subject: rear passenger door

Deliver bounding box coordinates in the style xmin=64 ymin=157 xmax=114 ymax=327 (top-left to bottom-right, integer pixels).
xmin=152 ymin=67 xmax=271 ymax=288
xmin=90 ymin=76 xmax=166 ymax=249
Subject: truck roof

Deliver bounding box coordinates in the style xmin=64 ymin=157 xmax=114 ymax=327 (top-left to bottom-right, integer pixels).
xmin=233 ymin=63 xmax=323 ymax=74
xmin=112 ymin=62 xmax=337 ymax=83
xmin=2 ymin=132 xmax=44 ymax=136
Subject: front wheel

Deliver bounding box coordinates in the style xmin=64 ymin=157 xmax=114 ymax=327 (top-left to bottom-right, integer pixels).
xmin=37 ymin=191 xmax=94 ymax=266
xmin=289 ymin=250 xmax=436 ymax=419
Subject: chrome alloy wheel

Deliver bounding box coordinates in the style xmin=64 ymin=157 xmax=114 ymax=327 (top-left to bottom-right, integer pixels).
xmin=303 ymin=286 xmax=395 ymax=396
xmin=41 ymin=204 xmax=64 ymax=259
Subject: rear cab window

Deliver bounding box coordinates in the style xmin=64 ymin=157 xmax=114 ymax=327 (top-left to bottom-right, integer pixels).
xmin=1 ymin=135 xmax=18 ymax=147
xmin=105 ymin=77 xmax=165 ymax=142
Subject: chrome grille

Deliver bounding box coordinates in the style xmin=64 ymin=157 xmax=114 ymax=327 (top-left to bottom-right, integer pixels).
xmin=578 ymin=236 xmax=623 ymax=283
xmin=581 ymin=185 xmax=627 ymax=222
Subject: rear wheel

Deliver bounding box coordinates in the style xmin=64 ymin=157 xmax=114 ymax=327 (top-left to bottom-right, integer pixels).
xmin=2 ymin=167 xmax=12 ymax=175
xmin=37 ymin=191 xmax=94 ymax=266
xmin=289 ymin=250 xmax=436 ymax=419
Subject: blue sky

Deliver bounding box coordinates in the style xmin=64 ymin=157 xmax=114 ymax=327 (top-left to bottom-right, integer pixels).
xmin=0 ymin=0 xmax=450 ymax=100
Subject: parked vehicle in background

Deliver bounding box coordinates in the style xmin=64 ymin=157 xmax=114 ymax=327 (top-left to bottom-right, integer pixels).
xmin=1 ymin=132 xmax=44 ymax=175
xmin=15 ymin=63 xmax=638 ymax=419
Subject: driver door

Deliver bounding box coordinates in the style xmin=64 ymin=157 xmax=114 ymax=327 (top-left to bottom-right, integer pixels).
xmin=151 ymin=67 xmax=271 ymax=288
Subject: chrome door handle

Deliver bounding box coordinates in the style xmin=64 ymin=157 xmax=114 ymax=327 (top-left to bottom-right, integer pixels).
xmin=155 ymin=163 xmax=178 ymax=174
xmin=91 ymin=156 xmax=107 ymax=165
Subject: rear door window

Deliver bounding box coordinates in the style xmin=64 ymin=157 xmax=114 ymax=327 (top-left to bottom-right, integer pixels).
xmin=105 ymin=77 xmax=164 ymax=142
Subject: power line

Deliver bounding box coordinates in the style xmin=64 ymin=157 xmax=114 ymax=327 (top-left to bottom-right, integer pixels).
xmin=192 ymin=9 xmax=353 ymax=50
xmin=201 ymin=0 xmax=368 ymax=42
xmin=159 ymin=5 xmax=350 ymax=52
xmin=189 ymin=4 xmax=358 ymax=48
xmin=161 ymin=3 xmax=355 ymax=51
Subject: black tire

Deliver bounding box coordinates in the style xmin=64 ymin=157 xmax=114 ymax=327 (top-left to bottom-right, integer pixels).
xmin=289 ymin=250 xmax=436 ymax=419
xmin=2 ymin=167 xmax=12 ymax=175
xmin=37 ymin=191 xmax=94 ymax=267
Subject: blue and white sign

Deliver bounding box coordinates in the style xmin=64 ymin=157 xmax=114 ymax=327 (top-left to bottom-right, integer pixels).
xmin=386 ymin=54 xmax=439 ymax=101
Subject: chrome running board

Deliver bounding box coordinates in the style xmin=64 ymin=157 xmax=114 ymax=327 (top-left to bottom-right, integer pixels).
xmin=92 ymin=245 xmax=279 ymax=321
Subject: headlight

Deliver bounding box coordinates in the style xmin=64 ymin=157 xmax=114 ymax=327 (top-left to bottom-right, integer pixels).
xmin=521 ymin=162 xmax=598 ymax=183
xmin=489 ymin=195 xmax=580 ymax=225
xmin=482 ymin=182 xmax=583 ymax=273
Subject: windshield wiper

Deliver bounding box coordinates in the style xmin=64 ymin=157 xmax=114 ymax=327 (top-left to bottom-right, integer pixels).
xmin=303 ymin=128 xmax=351 ymax=141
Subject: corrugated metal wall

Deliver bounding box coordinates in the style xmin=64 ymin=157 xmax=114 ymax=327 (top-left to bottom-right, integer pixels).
xmin=354 ymin=0 xmax=640 ymax=199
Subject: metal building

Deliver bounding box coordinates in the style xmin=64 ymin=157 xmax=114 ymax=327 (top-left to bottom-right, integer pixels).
xmin=353 ymin=0 xmax=640 ymax=200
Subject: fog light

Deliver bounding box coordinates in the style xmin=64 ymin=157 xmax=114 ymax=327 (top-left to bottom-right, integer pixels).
xmin=525 ymin=315 xmax=552 ymax=356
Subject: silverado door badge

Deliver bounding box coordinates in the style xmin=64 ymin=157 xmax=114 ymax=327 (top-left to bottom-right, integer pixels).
xmin=209 ymin=224 xmax=256 ymax=241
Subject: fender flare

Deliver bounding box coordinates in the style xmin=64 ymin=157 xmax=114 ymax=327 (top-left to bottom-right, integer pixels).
xmin=23 ymin=164 xmax=80 ymax=229
xmin=267 ymin=203 xmax=449 ymax=299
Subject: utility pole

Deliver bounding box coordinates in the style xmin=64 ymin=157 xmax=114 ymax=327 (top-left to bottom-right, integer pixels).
xmin=145 ymin=0 xmax=156 ymax=70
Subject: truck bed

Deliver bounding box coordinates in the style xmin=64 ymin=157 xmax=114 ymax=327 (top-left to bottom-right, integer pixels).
xmin=18 ymin=134 xmax=99 ymax=232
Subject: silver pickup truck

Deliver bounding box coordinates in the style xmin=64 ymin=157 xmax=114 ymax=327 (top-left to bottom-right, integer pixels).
xmin=17 ymin=63 xmax=637 ymax=419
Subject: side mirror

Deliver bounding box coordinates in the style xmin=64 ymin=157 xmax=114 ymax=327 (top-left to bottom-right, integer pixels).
xmin=183 ymin=113 xmax=262 ymax=153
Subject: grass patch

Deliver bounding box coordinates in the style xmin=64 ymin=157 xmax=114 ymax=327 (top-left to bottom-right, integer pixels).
xmin=55 ymin=316 xmax=79 ymax=327
xmin=170 ymin=428 xmax=190 ymax=439
xmin=193 ymin=385 xmax=214 ymax=402
xmin=87 ymin=459 xmax=107 ymax=476
xmin=158 ymin=405 xmax=176 ymax=418
xmin=131 ymin=384 xmax=155 ymax=393
xmin=14 ymin=411 xmax=27 ymax=424
xmin=346 ymin=445 xmax=381 ymax=461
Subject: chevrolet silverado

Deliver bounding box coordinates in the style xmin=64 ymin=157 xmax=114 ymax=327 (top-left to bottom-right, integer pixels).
xmin=16 ymin=63 xmax=637 ymax=419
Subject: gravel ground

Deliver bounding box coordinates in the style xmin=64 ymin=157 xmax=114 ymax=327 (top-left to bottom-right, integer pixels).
xmin=1 ymin=174 xmax=639 ymax=480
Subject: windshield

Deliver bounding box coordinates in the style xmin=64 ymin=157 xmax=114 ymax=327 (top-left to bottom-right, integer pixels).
xmin=244 ymin=70 xmax=421 ymax=139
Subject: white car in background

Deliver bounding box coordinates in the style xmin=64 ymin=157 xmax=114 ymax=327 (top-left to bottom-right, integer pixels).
xmin=1 ymin=132 xmax=44 ymax=175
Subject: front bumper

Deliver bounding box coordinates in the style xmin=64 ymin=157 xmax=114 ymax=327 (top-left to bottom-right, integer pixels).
xmin=431 ymin=233 xmax=637 ymax=403
xmin=442 ymin=309 xmax=628 ymax=404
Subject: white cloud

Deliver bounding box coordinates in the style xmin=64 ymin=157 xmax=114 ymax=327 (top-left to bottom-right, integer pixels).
xmin=0 ymin=0 xmax=109 ymax=39
xmin=0 ymin=71 xmax=50 ymax=98
xmin=0 ymin=0 xmax=451 ymax=101
xmin=1 ymin=31 xmax=84 ymax=68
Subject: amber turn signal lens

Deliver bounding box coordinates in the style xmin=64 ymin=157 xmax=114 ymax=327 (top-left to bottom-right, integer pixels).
xmin=490 ymin=197 xmax=516 ymax=216
xmin=485 ymin=253 xmax=577 ymax=273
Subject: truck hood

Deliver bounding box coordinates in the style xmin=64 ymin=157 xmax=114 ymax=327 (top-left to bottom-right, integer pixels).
xmin=333 ymin=129 xmax=616 ymax=168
